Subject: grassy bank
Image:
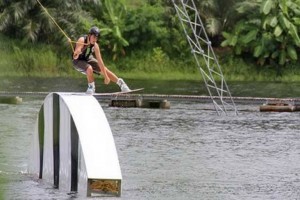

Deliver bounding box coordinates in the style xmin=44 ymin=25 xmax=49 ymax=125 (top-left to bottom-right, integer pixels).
xmin=1 ymin=33 xmax=300 ymax=82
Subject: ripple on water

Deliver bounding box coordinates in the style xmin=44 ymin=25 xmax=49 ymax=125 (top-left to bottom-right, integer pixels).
xmin=1 ymin=100 xmax=300 ymax=199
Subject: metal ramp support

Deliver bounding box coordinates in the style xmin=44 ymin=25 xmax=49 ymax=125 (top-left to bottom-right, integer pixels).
xmin=28 ymin=93 xmax=122 ymax=197
xmin=171 ymin=0 xmax=238 ymax=115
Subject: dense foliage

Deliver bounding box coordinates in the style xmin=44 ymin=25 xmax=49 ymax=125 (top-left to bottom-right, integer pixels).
xmin=0 ymin=0 xmax=97 ymax=43
xmin=1 ymin=0 xmax=300 ymax=75
xmin=221 ymin=0 xmax=300 ymax=68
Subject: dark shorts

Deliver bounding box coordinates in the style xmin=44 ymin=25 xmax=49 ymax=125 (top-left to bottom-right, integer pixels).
xmin=73 ymin=57 xmax=100 ymax=75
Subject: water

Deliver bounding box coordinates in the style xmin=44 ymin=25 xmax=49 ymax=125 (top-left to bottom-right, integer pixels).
xmin=2 ymin=77 xmax=300 ymax=97
xmin=0 ymin=78 xmax=300 ymax=199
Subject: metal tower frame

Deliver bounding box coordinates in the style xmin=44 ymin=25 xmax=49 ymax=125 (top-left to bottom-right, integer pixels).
xmin=171 ymin=0 xmax=238 ymax=115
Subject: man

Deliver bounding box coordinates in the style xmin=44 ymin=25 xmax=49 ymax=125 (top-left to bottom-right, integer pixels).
xmin=72 ymin=26 xmax=130 ymax=94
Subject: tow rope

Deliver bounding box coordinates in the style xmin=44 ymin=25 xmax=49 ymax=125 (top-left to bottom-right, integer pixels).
xmin=36 ymin=0 xmax=87 ymax=52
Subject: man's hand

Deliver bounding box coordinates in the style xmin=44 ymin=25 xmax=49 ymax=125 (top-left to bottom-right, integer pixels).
xmin=73 ymin=53 xmax=79 ymax=60
xmin=73 ymin=50 xmax=81 ymax=60
xmin=100 ymin=67 xmax=110 ymax=84
xmin=104 ymin=76 xmax=110 ymax=85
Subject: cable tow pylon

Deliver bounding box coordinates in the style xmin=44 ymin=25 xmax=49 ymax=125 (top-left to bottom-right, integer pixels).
xmin=171 ymin=0 xmax=238 ymax=115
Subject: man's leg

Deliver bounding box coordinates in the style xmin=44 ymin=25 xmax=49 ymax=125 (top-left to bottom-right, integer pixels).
xmin=88 ymin=57 xmax=131 ymax=92
xmin=73 ymin=60 xmax=95 ymax=94
xmin=86 ymin=65 xmax=95 ymax=94
xmin=105 ymin=68 xmax=118 ymax=83
xmin=86 ymin=65 xmax=94 ymax=83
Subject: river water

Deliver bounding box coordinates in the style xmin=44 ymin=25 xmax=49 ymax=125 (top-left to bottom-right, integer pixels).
xmin=0 ymin=78 xmax=300 ymax=200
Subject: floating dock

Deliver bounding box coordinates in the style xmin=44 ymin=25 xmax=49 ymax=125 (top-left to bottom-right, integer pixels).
xmin=109 ymin=99 xmax=170 ymax=109
xmin=260 ymin=100 xmax=300 ymax=112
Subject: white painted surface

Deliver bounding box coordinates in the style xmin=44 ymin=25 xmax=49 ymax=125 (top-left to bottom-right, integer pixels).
xmin=59 ymin=98 xmax=72 ymax=191
xmin=77 ymin=143 xmax=88 ymax=196
xmin=59 ymin=93 xmax=122 ymax=180
xmin=28 ymin=92 xmax=122 ymax=195
xmin=42 ymin=94 xmax=54 ymax=184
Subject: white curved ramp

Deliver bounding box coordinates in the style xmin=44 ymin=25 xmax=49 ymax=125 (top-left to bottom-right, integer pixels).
xmin=28 ymin=93 xmax=122 ymax=197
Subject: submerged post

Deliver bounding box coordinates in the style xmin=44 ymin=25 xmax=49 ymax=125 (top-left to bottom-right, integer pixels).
xmin=28 ymin=92 xmax=122 ymax=197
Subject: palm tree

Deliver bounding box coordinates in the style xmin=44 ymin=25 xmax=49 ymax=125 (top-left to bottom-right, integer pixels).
xmin=102 ymin=0 xmax=129 ymax=60
xmin=0 ymin=0 xmax=96 ymax=44
xmin=195 ymin=0 xmax=241 ymax=37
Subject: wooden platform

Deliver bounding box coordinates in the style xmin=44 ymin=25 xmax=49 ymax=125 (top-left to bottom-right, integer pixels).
xmin=260 ymin=102 xmax=300 ymax=112
xmin=109 ymin=99 xmax=170 ymax=109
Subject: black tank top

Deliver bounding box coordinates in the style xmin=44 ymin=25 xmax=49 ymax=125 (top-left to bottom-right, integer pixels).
xmin=74 ymin=35 xmax=94 ymax=61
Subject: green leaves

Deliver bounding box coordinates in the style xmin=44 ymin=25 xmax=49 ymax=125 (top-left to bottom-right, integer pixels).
xmin=0 ymin=0 xmax=95 ymax=45
xmin=289 ymin=24 xmax=300 ymax=46
xmin=270 ymin=16 xmax=278 ymax=27
xmin=222 ymin=0 xmax=300 ymax=67
xmin=254 ymin=45 xmax=263 ymax=57
xmin=279 ymin=49 xmax=286 ymax=65
xmin=241 ymin=29 xmax=258 ymax=44
xmin=198 ymin=0 xmax=238 ymax=37
xmin=274 ymin=25 xmax=282 ymax=37
xmin=287 ymin=45 xmax=298 ymax=60
xmin=101 ymin=0 xmax=129 ymax=60
xmin=221 ymin=19 xmax=259 ymax=55
xmin=221 ymin=32 xmax=237 ymax=46
xmin=278 ymin=12 xmax=290 ymax=29
xmin=261 ymin=0 xmax=273 ymax=14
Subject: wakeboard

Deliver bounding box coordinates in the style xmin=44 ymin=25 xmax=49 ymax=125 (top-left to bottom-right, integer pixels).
xmin=93 ymin=88 xmax=144 ymax=96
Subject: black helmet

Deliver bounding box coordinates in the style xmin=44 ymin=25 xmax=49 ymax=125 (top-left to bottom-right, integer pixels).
xmin=89 ymin=26 xmax=100 ymax=37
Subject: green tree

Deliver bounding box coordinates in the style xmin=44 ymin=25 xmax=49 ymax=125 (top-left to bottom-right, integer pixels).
xmin=196 ymin=0 xmax=239 ymax=35
xmin=123 ymin=1 xmax=190 ymax=58
xmin=221 ymin=0 xmax=300 ymax=67
xmin=83 ymin=0 xmax=129 ymax=60
xmin=0 ymin=0 xmax=96 ymax=45
xmin=159 ymin=0 xmax=243 ymax=51
xmin=124 ymin=2 xmax=168 ymax=50
xmin=101 ymin=0 xmax=129 ymax=60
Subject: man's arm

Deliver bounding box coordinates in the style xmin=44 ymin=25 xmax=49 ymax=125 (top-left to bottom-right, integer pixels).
xmin=73 ymin=37 xmax=85 ymax=59
xmin=94 ymin=43 xmax=110 ymax=84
